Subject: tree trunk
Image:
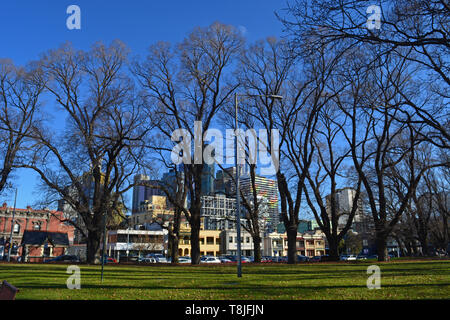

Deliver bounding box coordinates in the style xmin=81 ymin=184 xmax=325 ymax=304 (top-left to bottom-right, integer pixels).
xmin=86 ymin=230 xmax=101 ymax=264
xmin=190 ymin=213 xmax=201 ymax=265
xmin=418 ymin=233 xmax=429 ymax=256
xmin=253 ymin=235 xmax=262 ymax=263
xmin=286 ymin=225 xmax=297 ymax=264
xmin=376 ymin=235 xmax=388 ymax=262
xmin=327 ymin=237 xmax=340 ymax=261
xmin=170 ymin=233 xmax=179 ymax=264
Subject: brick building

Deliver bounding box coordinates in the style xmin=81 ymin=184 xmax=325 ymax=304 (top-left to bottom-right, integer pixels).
xmin=0 ymin=203 xmax=75 ymax=261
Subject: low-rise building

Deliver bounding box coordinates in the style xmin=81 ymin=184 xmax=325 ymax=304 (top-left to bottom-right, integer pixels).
xmin=0 ymin=203 xmax=75 ymax=261
xmin=264 ymin=230 xmax=326 ymax=257
xmin=220 ymin=230 xmax=265 ymax=257
xmin=21 ymin=231 xmax=70 ymax=263
xmin=106 ymin=226 xmax=168 ymax=261
xmin=178 ymin=220 xmax=221 ymax=257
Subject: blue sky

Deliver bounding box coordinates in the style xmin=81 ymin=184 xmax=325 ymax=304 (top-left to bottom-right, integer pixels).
xmin=0 ymin=0 xmax=287 ymax=210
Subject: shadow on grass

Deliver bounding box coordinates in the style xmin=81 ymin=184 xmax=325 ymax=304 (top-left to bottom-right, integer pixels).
xmin=15 ymin=282 xmax=450 ymax=292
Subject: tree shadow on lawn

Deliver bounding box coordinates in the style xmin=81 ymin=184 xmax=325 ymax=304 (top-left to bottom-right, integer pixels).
xmin=15 ymin=282 xmax=450 ymax=300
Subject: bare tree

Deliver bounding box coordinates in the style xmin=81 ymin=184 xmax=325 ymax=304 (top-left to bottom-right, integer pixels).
xmin=237 ymin=37 xmax=340 ymax=263
xmin=422 ymin=166 xmax=450 ymax=254
xmin=280 ymin=0 xmax=450 ymax=148
xmin=16 ymin=41 xmax=149 ymax=264
xmin=337 ymin=49 xmax=447 ymax=261
xmin=0 ymin=60 xmax=44 ymax=194
xmin=133 ymin=22 xmax=244 ymax=264
xmin=302 ymin=101 xmax=363 ymax=261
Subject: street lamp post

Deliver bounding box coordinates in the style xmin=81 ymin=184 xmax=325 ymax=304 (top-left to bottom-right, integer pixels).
xmin=7 ymin=189 xmax=18 ymax=262
xmin=234 ymin=93 xmax=282 ymax=278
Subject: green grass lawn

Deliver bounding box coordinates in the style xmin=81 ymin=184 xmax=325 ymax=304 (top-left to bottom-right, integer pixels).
xmin=1 ymin=260 xmax=449 ymax=300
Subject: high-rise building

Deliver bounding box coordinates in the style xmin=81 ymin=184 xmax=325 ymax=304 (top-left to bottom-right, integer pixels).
xmin=201 ymin=193 xmax=239 ymax=230
xmin=132 ymin=175 xmax=165 ymax=214
xmin=161 ymin=168 xmax=187 ymax=209
xmin=325 ymin=187 xmax=365 ymax=232
xmin=201 ymin=163 xmax=215 ymax=196
xmin=214 ymin=167 xmax=236 ymax=196
xmin=239 ymin=174 xmax=279 ymax=233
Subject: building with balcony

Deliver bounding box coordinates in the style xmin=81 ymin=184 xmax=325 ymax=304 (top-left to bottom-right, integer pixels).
xmin=106 ymin=226 xmax=168 ymax=261
xmin=178 ymin=220 xmax=221 ymax=257
xmin=264 ymin=229 xmax=326 ymax=257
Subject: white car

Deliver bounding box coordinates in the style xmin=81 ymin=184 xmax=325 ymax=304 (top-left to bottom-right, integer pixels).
xmin=178 ymin=257 xmax=191 ymax=264
xmin=141 ymin=257 xmax=157 ymax=263
xmin=200 ymin=256 xmax=221 ymax=263
xmin=342 ymin=255 xmax=357 ymax=261
xmin=146 ymin=253 xmax=169 ymax=263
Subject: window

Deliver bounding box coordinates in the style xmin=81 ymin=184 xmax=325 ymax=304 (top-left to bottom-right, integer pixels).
xmin=229 ymin=236 xmax=233 ymax=243
xmin=246 ymin=237 xmax=250 ymax=243
xmin=206 ymin=237 xmax=214 ymax=245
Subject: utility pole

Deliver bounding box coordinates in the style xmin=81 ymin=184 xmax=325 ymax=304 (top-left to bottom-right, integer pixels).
xmin=100 ymin=210 xmax=107 ymax=282
xmin=7 ymin=189 xmax=18 ymax=262
xmin=235 ymin=93 xmax=242 ymax=278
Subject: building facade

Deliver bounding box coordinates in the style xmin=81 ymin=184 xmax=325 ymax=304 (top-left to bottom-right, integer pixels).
xmin=263 ymin=230 xmax=326 ymax=257
xmin=0 ymin=203 xmax=75 ymax=261
xmin=107 ymin=227 xmax=168 ymax=261
xmin=178 ymin=220 xmax=221 ymax=257
xmin=132 ymin=174 xmax=165 ymax=214
xmin=201 ymin=193 xmax=238 ymax=231
xmin=220 ymin=230 xmax=265 ymax=257
xmin=240 ymin=174 xmax=279 ymax=233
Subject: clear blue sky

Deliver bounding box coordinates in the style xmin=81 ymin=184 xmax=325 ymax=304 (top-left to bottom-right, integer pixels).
xmin=0 ymin=0 xmax=287 ymax=210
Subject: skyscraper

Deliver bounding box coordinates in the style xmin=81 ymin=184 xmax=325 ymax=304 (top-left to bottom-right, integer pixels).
xmin=239 ymin=174 xmax=279 ymax=233
xmin=132 ymin=174 xmax=165 ymax=214
xmin=214 ymin=167 xmax=236 ymax=196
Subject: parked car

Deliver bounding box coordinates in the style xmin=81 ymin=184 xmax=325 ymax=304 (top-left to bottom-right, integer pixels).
xmin=297 ymin=255 xmax=310 ymax=262
xmin=224 ymin=255 xmax=238 ymax=262
xmin=347 ymin=255 xmax=357 ymax=261
xmin=219 ymin=257 xmax=232 ymax=263
xmin=245 ymin=256 xmax=254 ymax=262
xmin=367 ymin=254 xmax=378 ymax=259
xmin=271 ymin=256 xmax=283 ymax=263
xmin=102 ymin=257 xmax=117 ymax=264
xmin=357 ymin=254 xmax=368 ymax=260
xmin=340 ymin=254 xmax=357 ymax=261
xmin=200 ymin=256 xmax=221 ymax=263
xmin=241 ymin=256 xmax=251 ymax=263
xmin=146 ymin=253 xmax=168 ymax=263
xmin=177 ymin=256 xmax=191 ymax=264
xmin=44 ymin=255 xmax=80 ymax=263
xmin=141 ymin=257 xmax=157 ymax=263
xmin=311 ymin=255 xmax=323 ymax=262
